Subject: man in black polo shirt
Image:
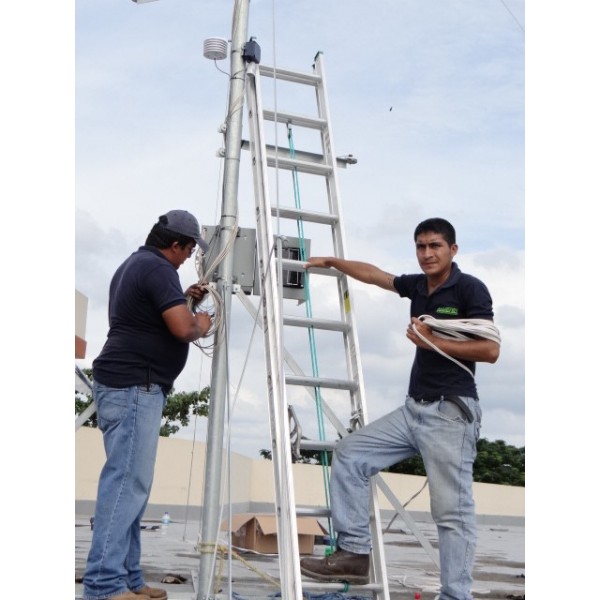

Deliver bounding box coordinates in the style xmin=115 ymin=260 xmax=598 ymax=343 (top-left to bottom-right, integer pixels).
xmin=83 ymin=210 xmax=212 ymax=600
xmin=300 ymin=218 xmax=500 ymax=600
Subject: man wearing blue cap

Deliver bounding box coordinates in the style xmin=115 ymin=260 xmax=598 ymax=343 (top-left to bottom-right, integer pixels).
xmin=83 ymin=210 xmax=212 ymax=600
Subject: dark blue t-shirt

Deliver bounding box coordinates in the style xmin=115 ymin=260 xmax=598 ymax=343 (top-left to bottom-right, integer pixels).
xmin=93 ymin=246 xmax=189 ymax=392
xmin=393 ymin=262 xmax=494 ymax=399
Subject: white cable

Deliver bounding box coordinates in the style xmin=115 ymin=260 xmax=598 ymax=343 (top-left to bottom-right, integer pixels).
xmin=417 ymin=315 xmax=502 ymax=344
xmin=186 ymin=217 xmax=239 ymax=357
xmin=410 ymin=316 xmax=501 ymax=378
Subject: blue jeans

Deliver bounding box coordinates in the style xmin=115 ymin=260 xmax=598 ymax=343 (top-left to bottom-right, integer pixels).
xmin=330 ymin=395 xmax=481 ymax=600
xmin=83 ymin=381 xmax=166 ymax=600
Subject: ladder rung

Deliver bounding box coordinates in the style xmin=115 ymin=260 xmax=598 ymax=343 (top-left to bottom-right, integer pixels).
xmin=263 ymin=109 xmax=326 ymax=130
xmin=283 ymin=315 xmax=350 ymax=333
xmin=296 ymin=506 xmax=331 ymax=518
xmin=302 ymin=581 xmax=384 ymax=593
xmin=286 ymin=375 xmax=358 ymax=391
xmin=298 ymin=439 xmax=336 ymax=452
xmin=259 ymin=64 xmax=321 ymax=86
xmin=279 ymin=258 xmax=342 ymax=280
xmin=278 ymin=258 xmax=344 ymax=280
xmin=266 ymin=154 xmax=333 ymax=176
xmin=279 ymin=258 xmax=306 ymax=272
xmin=241 ymin=140 xmax=354 ymax=169
xmin=300 ymin=263 xmax=343 ymax=278
xmin=271 ymin=206 xmax=338 ymax=226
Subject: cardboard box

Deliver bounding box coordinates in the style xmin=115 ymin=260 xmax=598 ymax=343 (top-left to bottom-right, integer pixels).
xmin=221 ymin=513 xmax=324 ymax=555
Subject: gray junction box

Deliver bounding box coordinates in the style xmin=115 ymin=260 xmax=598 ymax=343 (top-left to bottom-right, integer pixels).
xmin=201 ymin=225 xmax=310 ymax=302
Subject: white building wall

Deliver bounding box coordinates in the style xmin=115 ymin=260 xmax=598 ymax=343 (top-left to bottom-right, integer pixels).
xmin=75 ymin=427 xmax=524 ymax=521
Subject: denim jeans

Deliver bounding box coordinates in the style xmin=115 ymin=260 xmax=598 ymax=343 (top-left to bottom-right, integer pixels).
xmin=330 ymin=395 xmax=481 ymax=600
xmin=83 ymin=381 xmax=166 ymax=600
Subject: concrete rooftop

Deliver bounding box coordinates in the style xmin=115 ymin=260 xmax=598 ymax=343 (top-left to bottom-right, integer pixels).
xmin=75 ymin=514 xmax=525 ymax=600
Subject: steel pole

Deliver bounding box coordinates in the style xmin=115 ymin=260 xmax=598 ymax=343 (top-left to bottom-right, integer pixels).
xmin=196 ymin=0 xmax=250 ymax=598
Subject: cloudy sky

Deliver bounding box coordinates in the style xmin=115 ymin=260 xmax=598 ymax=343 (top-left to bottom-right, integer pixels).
xmin=73 ymin=0 xmax=526 ymax=458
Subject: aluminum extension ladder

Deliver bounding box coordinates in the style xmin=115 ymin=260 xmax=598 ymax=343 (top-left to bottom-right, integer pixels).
xmin=243 ymin=52 xmax=438 ymax=600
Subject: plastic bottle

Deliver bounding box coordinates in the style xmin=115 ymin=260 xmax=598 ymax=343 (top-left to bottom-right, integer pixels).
xmin=161 ymin=511 xmax=171 ymax=535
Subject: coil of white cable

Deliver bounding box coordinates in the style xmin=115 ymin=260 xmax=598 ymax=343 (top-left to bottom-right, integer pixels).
xmin=417 ymin=315 xmax=501 ymax=345
xmin=411 ymin=316 xmax=501 ymax=378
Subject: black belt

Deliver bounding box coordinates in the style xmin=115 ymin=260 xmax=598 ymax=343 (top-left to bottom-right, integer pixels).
xmin=413 ymin=395 xmax=475 ymax=423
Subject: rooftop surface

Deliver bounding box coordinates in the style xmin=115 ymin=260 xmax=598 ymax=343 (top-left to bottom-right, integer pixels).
xmin=75 ymin=515 xmax=525 ymax=600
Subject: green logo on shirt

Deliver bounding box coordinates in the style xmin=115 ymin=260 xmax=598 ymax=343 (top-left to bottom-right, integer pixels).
xmin=436 ymin=306 xmax=458 ymax=316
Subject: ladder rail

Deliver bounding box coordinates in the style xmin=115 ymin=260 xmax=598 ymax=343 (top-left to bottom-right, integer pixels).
xmin=245 ymin=63 xmax=303 ymax=600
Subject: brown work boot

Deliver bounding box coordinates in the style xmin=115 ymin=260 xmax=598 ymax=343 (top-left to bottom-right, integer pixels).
xmin=132 ymin=585 xmax=168 ymax=599
xmin=300 ymin=549 xmax=370 ymax=584
xmin=108 ymin=592 xmax=150 ymax=600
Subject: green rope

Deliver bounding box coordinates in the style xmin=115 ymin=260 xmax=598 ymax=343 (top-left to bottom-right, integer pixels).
xmin=287 ymin=125 xmax=334 ymax=551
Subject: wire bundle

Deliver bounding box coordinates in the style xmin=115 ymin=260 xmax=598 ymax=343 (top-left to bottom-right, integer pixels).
xmin=186 ymin=219 xmax=239 ymax=356
xmin=417 ymin=315 xmax=501 ymax=345
xmin=411 ymin=316 xmax=501 ymax=378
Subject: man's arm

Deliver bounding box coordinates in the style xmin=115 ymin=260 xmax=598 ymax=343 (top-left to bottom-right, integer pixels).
xmin=162 ymin=304 xmax=212 ymax=343
xmin=407 ymin=317 xmax=500 ymax=363
xmin=306 ymin=256 xmax=396 ymax=291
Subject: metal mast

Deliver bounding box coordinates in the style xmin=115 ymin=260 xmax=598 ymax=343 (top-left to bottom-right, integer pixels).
xmin=196 ymin=1 xmax=249 ymax=598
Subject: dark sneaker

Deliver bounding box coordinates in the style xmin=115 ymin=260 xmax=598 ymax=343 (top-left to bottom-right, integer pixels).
xmin=300 ymin=549 xmax=370 ymax=585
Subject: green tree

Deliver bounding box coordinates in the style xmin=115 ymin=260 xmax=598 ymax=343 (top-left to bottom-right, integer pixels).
xmin=385 ymin=438 xmax=525 ymax=486
xmin=261 ymin=436 xmax=525 ymax=487
xmin=75 ymin=368 xmax=210 ymax=437
xmin=160 ymin=388 xmax=210 ymax=436
xmin=472 ymin=438 xmax=525 ymax=486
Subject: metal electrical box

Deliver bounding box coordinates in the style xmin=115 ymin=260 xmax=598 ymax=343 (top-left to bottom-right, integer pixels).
xmin=201 ymin=225 xmax=310 ymax=301
xmin=202 ymin=226 xmax=257 ymax=293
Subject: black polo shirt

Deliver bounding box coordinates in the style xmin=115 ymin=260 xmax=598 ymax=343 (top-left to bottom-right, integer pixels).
xmin=393 ymin=262 xmax=494 ymax=399
xmin=93 ymin=245 xmax=189 ymax=393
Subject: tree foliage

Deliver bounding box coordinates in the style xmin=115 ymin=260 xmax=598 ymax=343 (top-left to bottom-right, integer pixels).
xmin=472 ymin=438 xmax=525 ymax=486
xmin=75 ymin=368 xmax=210 ymax=437
xmin=386 ymin=438 xmax=525 ymax=486
xmin=159 ymin=388 xmax=210 ymax=437
xmin=260 ymin=437 xmax=525 ymax=487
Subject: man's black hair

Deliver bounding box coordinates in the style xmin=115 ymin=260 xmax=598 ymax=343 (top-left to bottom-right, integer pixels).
xmin=414 ymin=218 xmax=456 ymax=246
xmin=145 ymin=222 xmax=195 ymax=250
